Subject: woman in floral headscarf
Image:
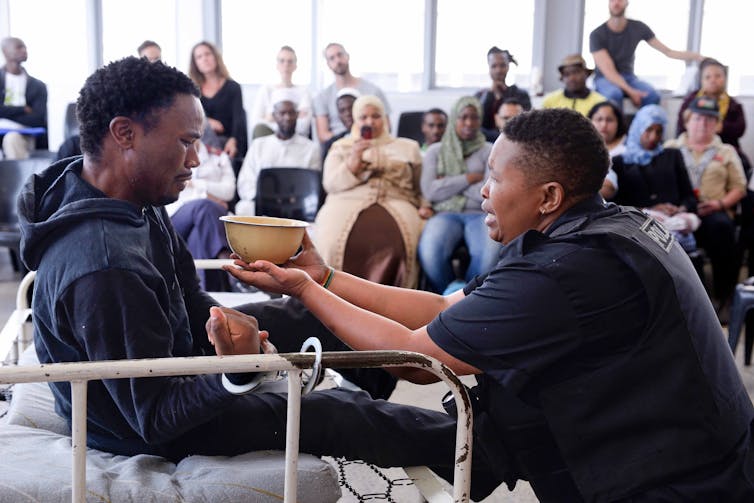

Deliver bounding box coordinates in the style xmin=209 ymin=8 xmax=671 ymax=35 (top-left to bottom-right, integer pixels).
xmin=612 ymin=104 xmax=700 ymax=252
xmin=418 ymin=96 xmax=500 ymax=294
xmin=315 ymin=95 xmax=428 ymax=288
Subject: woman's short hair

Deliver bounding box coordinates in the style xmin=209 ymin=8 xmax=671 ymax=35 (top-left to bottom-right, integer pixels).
xmin=503 ymin=108 xmax=609 ymax=202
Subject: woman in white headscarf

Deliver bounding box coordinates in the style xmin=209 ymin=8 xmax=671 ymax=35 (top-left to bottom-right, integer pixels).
xmin=315 ymin=95 xmax=429 ymax=288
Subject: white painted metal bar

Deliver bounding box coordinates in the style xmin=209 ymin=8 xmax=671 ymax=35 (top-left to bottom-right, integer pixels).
xmin=70 ymin=380 xmax=87 ymax=503
xmin=0 ymin=352 xmax=472 ymax=502
xmin=285 ymin=370 xmax=302 ymax=502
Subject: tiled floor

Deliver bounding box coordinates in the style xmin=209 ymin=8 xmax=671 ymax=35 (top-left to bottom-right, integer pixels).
xmin=0 ymin=247 xmax=752 ymax=502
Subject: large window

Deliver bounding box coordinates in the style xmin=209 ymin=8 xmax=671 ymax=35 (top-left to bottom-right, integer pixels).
xmin=582 ymin=0 xmax=691 ymax=92
xmin=700 ymin=0 xmax=754 ymax=96
xmin=222 ymin=0 xmax=312 ymax=86
xmin=435 ymin=0 xmax=534 ymax=89
xmin=315 ymin=0 xmax=424 ymax=92
xmin=8 ymin=0 xmax=89 ymax=149
xmin=102 ymin=0 xmax=177 ymax=67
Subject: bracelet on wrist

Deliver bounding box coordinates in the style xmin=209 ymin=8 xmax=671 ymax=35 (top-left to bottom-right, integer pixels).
xmin=320 ymin=266 xmax=335 ymax=289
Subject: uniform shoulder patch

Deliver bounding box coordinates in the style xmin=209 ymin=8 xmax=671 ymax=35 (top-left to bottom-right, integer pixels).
xmin=639 ymin=217 xmax=673 ymax=253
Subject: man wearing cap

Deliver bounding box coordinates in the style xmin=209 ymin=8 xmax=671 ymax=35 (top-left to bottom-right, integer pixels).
xmin=542 ymin=55 xmax=606 ymax=116
xmin=313 ymin=43 xmax=391 ymax=143
xmin=236 ymin=94 xmax=320 ymax=216
xmin=590 ymin=0 xmax=703 ymax=109
xmin=666 ymin=96 xmax=747 ymax=307
xmin=320 ymin=87 xmax=359 ymax=164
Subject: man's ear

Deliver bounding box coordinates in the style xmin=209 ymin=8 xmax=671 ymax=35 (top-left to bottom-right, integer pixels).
xmin=109 ymin=116 xmax=135 ymax=149
xmin=541 ymin=182 xmax=565 ymax=214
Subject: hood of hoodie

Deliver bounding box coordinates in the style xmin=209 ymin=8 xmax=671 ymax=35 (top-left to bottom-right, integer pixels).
xmin=18 ymin=157 xmax=146 ymax=271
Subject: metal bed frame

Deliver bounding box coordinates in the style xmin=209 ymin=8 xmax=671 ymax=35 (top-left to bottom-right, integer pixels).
xmin=0 ymin=269 xmax=475 ymax=503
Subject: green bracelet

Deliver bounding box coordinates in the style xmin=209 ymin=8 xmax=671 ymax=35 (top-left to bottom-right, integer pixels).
xmin=320 ymin=266 xmax=335 ymax=289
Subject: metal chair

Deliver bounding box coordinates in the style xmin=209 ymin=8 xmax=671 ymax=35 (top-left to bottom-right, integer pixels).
xmin=727 ymin=279 xmax=754 ymax=365
xmin=0 ymin=158 xmax=50 ymax=273
xmin=396 ymin=111 xmax=425 ymax=144
xmin=255 ymin=167 xmax=324 ymax=223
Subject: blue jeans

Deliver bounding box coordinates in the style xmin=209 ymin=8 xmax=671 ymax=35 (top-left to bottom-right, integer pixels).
xmin=594 ymin=74 xmax=660 ymax=109
xmin=418 ymin=212 xmax=502 ymax=293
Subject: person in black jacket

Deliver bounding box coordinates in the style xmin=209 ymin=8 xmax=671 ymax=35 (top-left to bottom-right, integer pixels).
xmin=0 ymin=37 xmax=47 ymax=158
xmin=230 ymin=108 xmax=754 ymax=502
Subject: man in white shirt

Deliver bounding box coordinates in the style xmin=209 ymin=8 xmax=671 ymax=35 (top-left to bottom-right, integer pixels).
xmin=236 ymin=90 xmax=320 ymax=215
xmin=0 ymin=37 xmax=47 ymax=159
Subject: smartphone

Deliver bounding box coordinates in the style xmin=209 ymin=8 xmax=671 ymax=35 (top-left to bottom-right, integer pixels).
xmin=360 ymin=125 xmax=373 ymax=140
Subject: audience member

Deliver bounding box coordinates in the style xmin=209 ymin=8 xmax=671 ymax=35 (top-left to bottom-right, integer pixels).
xmin=315 ymin=95 xmax=427 ymax=288
xmin=588 ymin=100 xmax=627 ymax=198
xmin=166 ymin=126 xmax=236 ymax=291
xmin=589 ymin=0 xmax=703 ymax=108
xmin=542 ymin=54 xmax=606 ymax=116
xmin=320 ymin=87 xmax=359 ymax=164
xmin=418 ymin=96 xmax=500 ymax=294
xmin=677 ymin=58 xmax=750 ymax=174
xmin=236 ymin=92 xmax=320 ymax=216
xmin=314 ymin=43 xmax=390 ymax=143
xmin=250 ymin=46 xmax=312 ymax=139
xmin=0 ymin=36 xmax=47 ymax=159
xmin=189 ymin=41 xmax=248 ymax=160
xmin=17 ymin=59 xmax=505 ymax=499
xmin=612 ymin=105 xmax=699 ymax=252
xmin=493 ymin=98 xmax=524 ymax=133
xmin=229 ymin=108 xmax=754 ymax=502
xmin=665 ymin=96 xmax=747 ymax=306
xmin=137 ymin=40 xmax=162 ymax=63
xmin=420 ymin=108 xmax=447 ymax=152
xmin=475 ymin=47 xmax=531 ymax=143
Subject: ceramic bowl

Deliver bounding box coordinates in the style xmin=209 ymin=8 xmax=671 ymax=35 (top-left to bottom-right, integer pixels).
xmin=220 ymin=215 xmax=308 ymax=264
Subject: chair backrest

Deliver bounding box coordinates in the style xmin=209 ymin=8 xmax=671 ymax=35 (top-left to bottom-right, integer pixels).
xmin=396 ymin=111 xmax=425 ymax=145
xmin=255 ymin=167 xmax=324 ymax=222
xmin=64 ymin=102 xmax=79 ymax=140
xmin=0 ymin=158 xmax=50 ymax=229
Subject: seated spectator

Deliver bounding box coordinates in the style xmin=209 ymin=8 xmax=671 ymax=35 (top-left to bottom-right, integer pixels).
xmin=250 ymin=46 xmax=312 ymax=139
xmin=612 ymin=105 xmax=699 ymax=253
xmin=665 ymin=96 xmax=747 ymax=307
xmin=418 ymin=96 xmax=500 ymax=294
xmin=320 ymin=87 xmax=359 ymax=164
xmin=588 ymin=100 xmax=628 ymax=198
xmin=166 ymin=127 xmax=236 ymax=291
xmin=475 ymin=47 xmax=531 ymax=142
xmin=0 ymin=37 xmax=47 ymax=159
xmin=236 ymin=92 xmax=320 ymax=216
xmin=137 ymin=40 xmax=161 ymax=63
xmin=420 ymin=108 xmax=447 ymax=152
xmin=315 ymin=95 xmax=428 ymax=288
xmin=677 ymin=58 xmax=750 ymax=175
xmin=542 ymin=54 xmax=606 ymax=116
xmin=189 ymin=41 xmax=248 ymax=160
xmin=493 ymin=98 xmax=524 ymax=133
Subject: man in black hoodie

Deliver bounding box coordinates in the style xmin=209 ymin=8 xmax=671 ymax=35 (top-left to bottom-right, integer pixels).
xmin=17 ymin=57 xmax=502 ymax=499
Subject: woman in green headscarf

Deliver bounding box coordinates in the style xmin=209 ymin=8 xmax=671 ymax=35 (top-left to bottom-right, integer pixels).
xmin=418 ymin=96 xmax=501 ymax=294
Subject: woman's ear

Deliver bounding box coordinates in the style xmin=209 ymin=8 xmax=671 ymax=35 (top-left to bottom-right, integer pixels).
xmin=541 ymin=182 xmax=565 ymax=214
xmin=109 ymin=116 xmax=135 ymax=149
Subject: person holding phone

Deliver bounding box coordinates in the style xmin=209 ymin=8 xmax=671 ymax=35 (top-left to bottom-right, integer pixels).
xmin=315 ymin=95 xmax=430 ymax=288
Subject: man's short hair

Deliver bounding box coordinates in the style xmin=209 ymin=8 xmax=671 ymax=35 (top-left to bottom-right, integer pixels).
xmin=502 ymin=108 xmax=609 ymax=202
xmin=323 ymin=42 xmax=346 ymax=58
xmin=77 ymin=56 xmax=199 ymax=160
xmin=423 ymin=108 xmax=447 ymax=121
xmin=137 ymin=40 xmax=161 ymax=54
xmin=501 ymin=97 xmax=522 ymax=107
